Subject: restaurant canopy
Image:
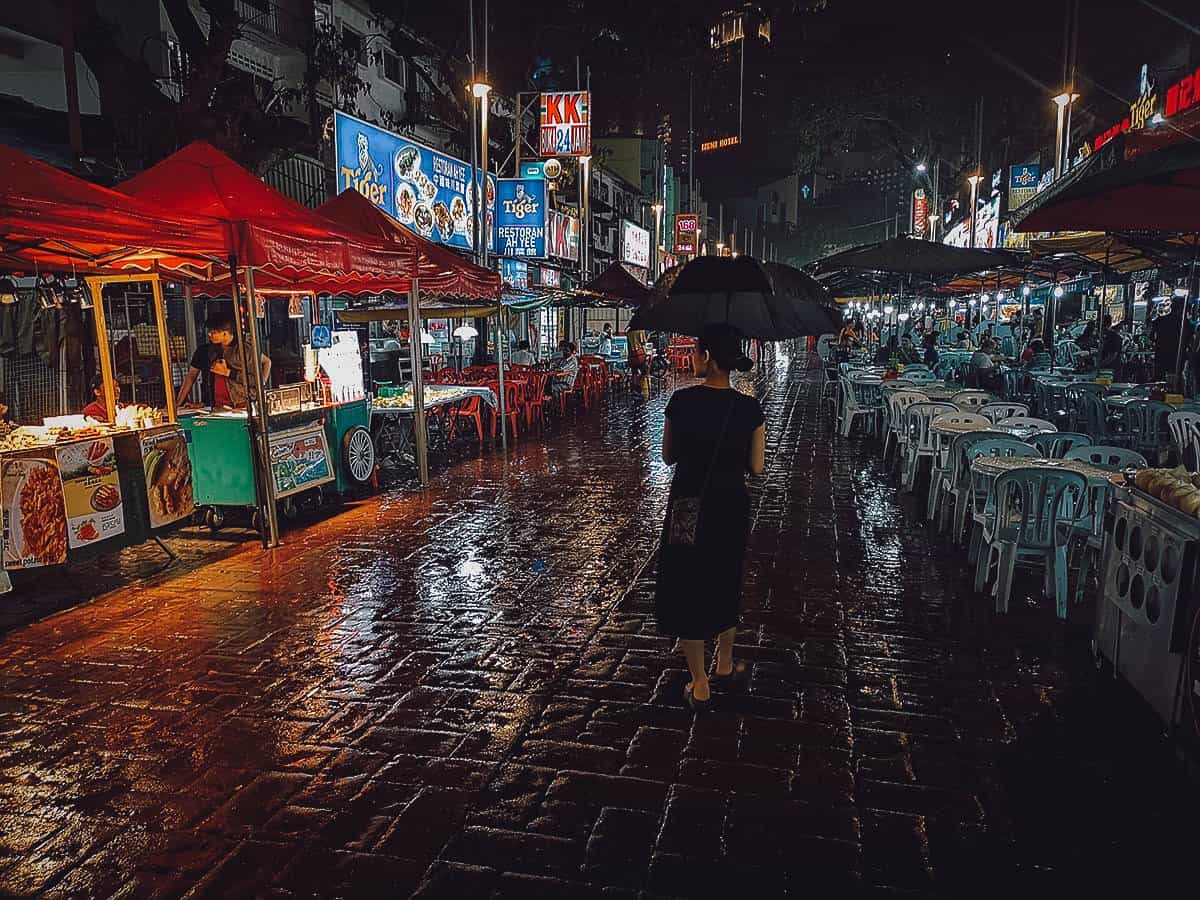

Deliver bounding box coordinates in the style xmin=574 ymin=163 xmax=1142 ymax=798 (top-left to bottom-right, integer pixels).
xmin=0 ymin=143 xmax=227 ymax=275
xmin=117 ymin=142 xmax=425 ymax=291
xmin=569 ymin=261 xmax=652 ymax=308
xmin=809 ymin=236 xmax=1023 ymax=276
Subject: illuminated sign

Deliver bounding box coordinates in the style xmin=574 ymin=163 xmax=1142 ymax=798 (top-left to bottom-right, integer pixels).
xmin=500 ymin=258 xmax=529 ymax=290
xmin=911 ymin=189 xmax=928 ymax=238
xmin=1008 ymin=164 xmax=1040 ymax=209
xmin=537 ymin=266 xmax=561 ymax=288
xmin=621 ymin=220 xmax=650 ymax=269
xmin=546 ymin=210 xmax=579 ymax=262
xmin=674 ymin=213 xmax=699 ymax=255
xmin=494 ymin=178 xmax=546 ymax=258
xmin=1166 ymin=67 xmax=1200 ymax=117
xmin=540 ymin=91 xmax=591 ymax=157
xmin=700 ymin=136 xmax=740 ymax=152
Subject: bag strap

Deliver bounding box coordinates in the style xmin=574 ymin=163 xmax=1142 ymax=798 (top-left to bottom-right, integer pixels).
xmin=697 ymin=390 xmax=737 ymax=499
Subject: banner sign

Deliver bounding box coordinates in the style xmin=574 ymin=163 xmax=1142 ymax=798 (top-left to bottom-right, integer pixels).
xmin=674 ymin=213 xmax=699 ymax=255
xmin=269 ymin=424 xmax=335 ymax=499
xmin=547 ymin=210 xmax=580 ymax=262
xmin=334 ymin=110 xmax=495 ymax=253
xmin=540 ymin=91 xmax=591 ymax=157
xmin=520 ymin=161 xmax=546 ymax=179
xmin=621 ymin=220 xmax=650 ymax=269
xmin=140 ymin=429 xmax=195 ymax=530
xmin=1008 ymin=164 xmax=1040 ymax=209
xmin=2 ymin=457 xmax=67 ymax=569
xmin=494 ymin=179 xmax=546 ymax=258
xmin=911 ymin=189 xmax=929 ymax=239
xmin=500 ymin=258 xmax=529 ymax=290
xmin=56 ymin=438 xmax=125 ymax=549
xmin=537 ymin=266 xmax=561 ymax=288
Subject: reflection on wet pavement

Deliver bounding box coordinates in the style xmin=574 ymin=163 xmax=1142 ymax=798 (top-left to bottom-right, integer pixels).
xmin=0 ymin=351 xmax=1195 ymax=897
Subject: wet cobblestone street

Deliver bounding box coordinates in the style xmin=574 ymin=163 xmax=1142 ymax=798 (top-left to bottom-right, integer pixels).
xmin=1 ymin=351 xmax=1195 ymax=898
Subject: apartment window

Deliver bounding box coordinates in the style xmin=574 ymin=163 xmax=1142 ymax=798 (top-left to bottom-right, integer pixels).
xmin=381 ymin=49 xmax=404 ymax=86
xmin=342 ymin=25 xmax=364 ymax=63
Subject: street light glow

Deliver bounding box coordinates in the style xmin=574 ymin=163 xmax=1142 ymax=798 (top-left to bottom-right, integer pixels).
xmin=1051 ymin=91 xmax=1079 ymax=108
xmin=470 ymin=82 xmax=492 ymax=98
xmin=1053 ymin=286 xmax=1065 ymax=298
xmin=915 ymin=162 xmax=928 ymax=173
xmin=1022 ymin=286 xmax=1031 ymax=296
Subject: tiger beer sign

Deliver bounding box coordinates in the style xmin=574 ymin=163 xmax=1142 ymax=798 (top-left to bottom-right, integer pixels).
xmin=540 ymin=91 xmax=591 ymax=157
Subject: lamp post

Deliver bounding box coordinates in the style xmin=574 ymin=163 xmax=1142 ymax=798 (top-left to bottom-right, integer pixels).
xmin=966 ymin=173 xmax=983 ymax=251
xmin=1052 ymin=92 xmax=1079 ymax=178
xmin=914 ymin=160 xmax=940 ymax=241
xmin=471 ymin=81 xmax=492 ymax=269
xmin=652 ymin=202 xmax=663 ymax=280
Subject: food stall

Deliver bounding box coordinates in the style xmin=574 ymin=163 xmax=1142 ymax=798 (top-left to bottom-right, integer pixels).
xmin=1 ymin=272 xmax=197 ymax=578
xmin=178 ymin=330 xmax=374 ymax=528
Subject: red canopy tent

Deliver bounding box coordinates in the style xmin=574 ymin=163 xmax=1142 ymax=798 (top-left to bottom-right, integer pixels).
xmin=0 ymin=143 xmax=226 ymax=275
xmin=316 ymin=189 xmax=498 ymax=299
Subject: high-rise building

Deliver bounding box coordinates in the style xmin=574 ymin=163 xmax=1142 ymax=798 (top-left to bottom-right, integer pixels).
xmin=695 ymin=3 xmax=770 ymax=197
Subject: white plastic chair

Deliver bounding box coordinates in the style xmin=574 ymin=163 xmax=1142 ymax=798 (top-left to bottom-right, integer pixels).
xmin=899 ymin=370 xmax=938 ymax=385
xmin=839 ymin=374 xmax=882 ymax=438
xmin=1167 ymin=410 xmax=1200 ymax=471
xmin=926 ymin=412 xmax=990 ymax=521
xmin=883 ymin=390 xmax=929 ymax=465
xmin=979 ymin=402 xmax=1029 ymax=424
xmin=951 ymin=390 xmax=993 ymax=409
xmin=901 ymin=401 xmax=957 ymax=491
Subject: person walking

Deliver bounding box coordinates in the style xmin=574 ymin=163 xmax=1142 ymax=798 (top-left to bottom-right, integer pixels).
xmin=656 ymin=324 xmax=766 ymax=712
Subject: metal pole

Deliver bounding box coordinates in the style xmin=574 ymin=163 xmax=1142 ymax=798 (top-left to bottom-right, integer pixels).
xmin=931 ymin=158 xmax=940 ymax=242
xmin=468 ymin=0 xmax=481 ymax=265
xmin=243 ymin=267 xmax=280 ymax=549
xmin=495 ymin=309 xmax=508 ymax=451
xmin=480 ymin=92 xmax=490 ymax=269
xmin=688 ymin=72 xmax=694 ymax=208
xmin=406 ymin=280 xmax=429 ymax=485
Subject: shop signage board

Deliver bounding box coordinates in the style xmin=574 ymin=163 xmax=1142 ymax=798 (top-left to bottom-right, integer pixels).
xmin=911 ymin=189 xmax=929 ymax=238
xmin=269 ymin=424 xmax=335 ymax=499
xmin=547 ymin=210 xmax=580 ymax=262
xmin=674 ymin=213 xmax=699 ymax=255
xmin=334 ymin=110 xmax=495 ymax=253
xmin=538 ymin=266 xmax=561 ymax=288
xmin=2 ymin=456 xmax=67 ymax=569
xmin=1008 ymin=165 xmax=1041 ymax=209
xmin=539 ymin=91 xmax=591 ymax=157
xmin=521 ymin=161 xmax=546 ymax=179
xmin=140 ymin=429 xmax=195 ymax=530
xmin=974 ymin=196 xmax=1000 ymax=249
xmin=494 ymin=179 xmax=546 ymax=258
xmin=55 ymin=438 xmax=125 ymax=549
xmin=500 ymin=258 xmax=529 ymax=290
xmin=317 ymin=331 xmax=365 ymax=402
xmin=621 ymin=220 xmax=651 ymax=269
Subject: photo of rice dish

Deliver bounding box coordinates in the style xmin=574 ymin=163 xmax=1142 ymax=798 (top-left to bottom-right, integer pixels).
xmin=413 ymin=202 xmax=435 ymax=237
xmin=396 ymin=183 xmax=417 ymax=224
xmin=393 ymin=145 xmax=420 ymax=180
xmin=143 ymin=436 xmax=194 ymax=527
xmin=450 ymin=195 xmax=467 ymax=232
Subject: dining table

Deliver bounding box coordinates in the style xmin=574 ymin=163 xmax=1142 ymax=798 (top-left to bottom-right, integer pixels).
xmin=994 ymin=420 xmax=1058 ymax=441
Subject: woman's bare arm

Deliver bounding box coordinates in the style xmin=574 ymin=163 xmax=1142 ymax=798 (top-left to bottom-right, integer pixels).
xmin=748 ymin=424 xmax=765 ymax=476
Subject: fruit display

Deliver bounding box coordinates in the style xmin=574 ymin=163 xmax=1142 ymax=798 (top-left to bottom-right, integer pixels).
xmin=1132 ymin=467 xmax=1200 ymax=516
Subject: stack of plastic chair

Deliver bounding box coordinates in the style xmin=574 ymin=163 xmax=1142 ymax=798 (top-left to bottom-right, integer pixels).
xmin=962 ymin=438 xmax=1041 ymax=552
xmin=951 ymin=390 xmax=992 ymax=409
xmin=839 ymin=373 xmax=883 ymax=438
xmin=926 ymin=413 xmax=991 ymax=521
xmin=1167 ymin=410 xmax=1200 ymax=470
xmin=1123 ymin=400 xmax=1174 ymax=465
xmin=448 ymin=395 xmax=487 ymax=445
xmin=1031 ymin=431 xmax=1092 ymax=459
xmin=974 ymin=467 xmax=1090 ymax=619
xmin=1064 ymin=383 xmax=1105 ymax=431
xmin=901 ymin=401 xmax=957 ymax=491
xmin=1075 ymin=390 xmax=1118 ymax=445
xmin=882 ymin=390 xmax=928 ymax=466
xmin=1036 ymin=379 xmax=1072 ymax=428
xmin=980 ymin=402 xmax=1029 ymax=424
xmin=1063 ymin=445 xmax=1148 ymax=471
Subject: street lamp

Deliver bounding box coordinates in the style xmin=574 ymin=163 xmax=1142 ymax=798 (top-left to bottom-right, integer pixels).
xmin=651 ymin=202 xmax=664 ymax=278
xmin=716 ymin=241 xmax=725 ymax=257
xmin=966 ymin=173 xmax=983 ymax=250
xmin=470 ymin=82 xmax=492 ymax=268
xmin=915 ymin=162 xmax=927 ymax=174
xmin=1052 ymin=92 xmax=1079 ymax=178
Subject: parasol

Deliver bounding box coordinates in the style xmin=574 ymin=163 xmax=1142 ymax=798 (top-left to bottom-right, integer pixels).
xmin=628 ymin=256 xmax=840 ymax=339
xmin=810 ymin=235 xmax=1022 ymax=275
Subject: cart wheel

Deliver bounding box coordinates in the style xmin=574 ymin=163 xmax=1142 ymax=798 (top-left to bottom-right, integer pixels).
xmin=204 ymin=507 xmax=225 ymax=532
xmin=342 ymin=425 xmax=376 ymax=484
xmin=251 ymin=509 xmax=263 ymax=533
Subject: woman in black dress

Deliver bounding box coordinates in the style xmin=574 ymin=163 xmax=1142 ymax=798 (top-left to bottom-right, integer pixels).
xmin=657 ymin=324 xmax=766 ymax=712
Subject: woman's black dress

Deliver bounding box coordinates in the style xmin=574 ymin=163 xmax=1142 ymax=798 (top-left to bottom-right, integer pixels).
xmin=655 ymin=385 xmax=765 ymax=639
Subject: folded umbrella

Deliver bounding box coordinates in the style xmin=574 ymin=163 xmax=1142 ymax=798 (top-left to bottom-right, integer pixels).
xmin=628 ymin=256 xmax=840 ymax=339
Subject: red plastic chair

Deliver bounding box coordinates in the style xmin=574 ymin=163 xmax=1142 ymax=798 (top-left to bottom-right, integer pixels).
xmin=522 ymin=371 xmax=548 ymax=433
xmin=448 ymin=395 xmax=486 ymax=445
xmin=491 ymin=381 xmax=522 ymax=442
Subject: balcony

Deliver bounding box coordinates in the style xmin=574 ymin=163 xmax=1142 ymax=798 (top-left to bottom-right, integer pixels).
xmin=233 ymin=0 xmax=310 ymax=50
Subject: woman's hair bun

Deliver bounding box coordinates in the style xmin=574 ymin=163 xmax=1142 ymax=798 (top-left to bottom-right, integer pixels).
xmin=698 ymin=323 xmax=753 ymax=372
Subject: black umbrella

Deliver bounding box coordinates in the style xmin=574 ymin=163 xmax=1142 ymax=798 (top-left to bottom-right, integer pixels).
xmin=811 ymin=235 xmax=1022 ymax=275
xmin=628 ymin=256 xmax=840 ymax=339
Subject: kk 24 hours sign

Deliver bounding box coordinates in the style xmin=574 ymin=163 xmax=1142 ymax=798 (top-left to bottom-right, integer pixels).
xmin=540 ymin=91 xmax=591 ymax=157
xmin=494 ymin=179 xmax=546 ymax=258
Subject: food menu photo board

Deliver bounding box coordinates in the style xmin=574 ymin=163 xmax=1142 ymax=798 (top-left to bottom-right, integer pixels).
xmin=269 ymin=424 xmax=335 ymax=499
xmin=2 ymin=456 xmax=67 ymax=569
xmin=141 ymin=430 xmax=195 ymax=530
xmin=334 ymin=110 xmax=495 ymax=253
xmin=55 ymin=437 xmax=125 ymax=549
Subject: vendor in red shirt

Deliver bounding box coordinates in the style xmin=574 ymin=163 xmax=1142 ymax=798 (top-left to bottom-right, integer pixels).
xmin=82 ymin=375 xmax=121 ymax=421
xmin=175 ymin=314 xmax=271 ymax=410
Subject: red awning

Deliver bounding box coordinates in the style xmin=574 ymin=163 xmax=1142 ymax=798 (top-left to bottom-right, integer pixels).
xmin=117 ymin=142 xmax=419 ymax=287
xmin=317 ymin=189 xmax=499 ymax=300
xmin=0 ymin=143 xmax=227 ymax=275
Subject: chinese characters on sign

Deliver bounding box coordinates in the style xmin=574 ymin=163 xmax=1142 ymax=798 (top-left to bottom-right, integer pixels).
xmin=500 ymin=258 xmax=529 ymax=290
xmin=538 ymin=267 xmax=561 ymax=288
xmin=621 ymin=220 xmax=651 ymax=269
xmin=333 ymin=110 xmax=495 ymax=253
xmin=540 ymin=91 xmax=591 ymax=157
xmin=674 ymin=213 xmax=699 ymax=255
xmin=494 ymin=178 xmax=547 ymax=258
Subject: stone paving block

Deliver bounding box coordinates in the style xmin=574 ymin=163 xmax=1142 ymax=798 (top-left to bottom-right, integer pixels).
xmin=545 ymin=772 xmax=669 ymax=812
xmin=581 ymin=807 xmax=659 ymax=887
xmin=443 ymin=826 xmax=583 ymax=878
